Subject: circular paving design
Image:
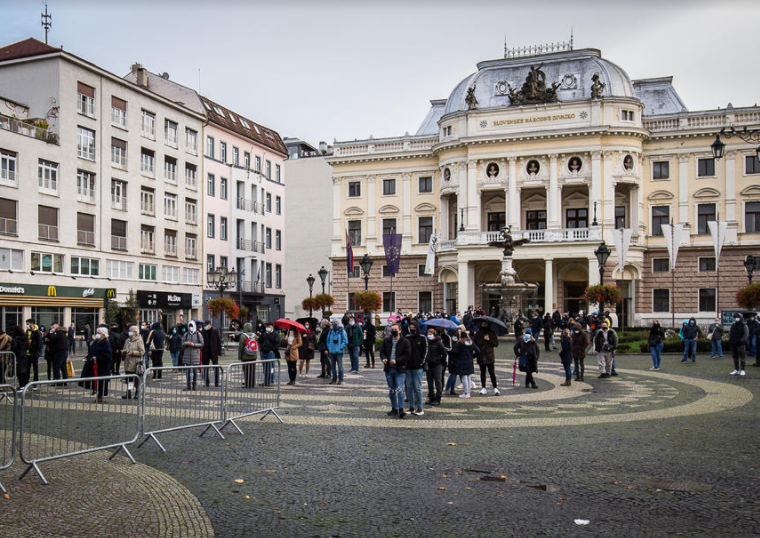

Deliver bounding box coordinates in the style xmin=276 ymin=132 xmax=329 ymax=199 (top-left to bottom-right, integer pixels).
xmin=278 ymin=366 xmax=753 ymax=428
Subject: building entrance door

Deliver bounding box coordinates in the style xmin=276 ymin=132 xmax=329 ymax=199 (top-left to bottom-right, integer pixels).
xmin=563 ymin=282 xmax=587 ymax=317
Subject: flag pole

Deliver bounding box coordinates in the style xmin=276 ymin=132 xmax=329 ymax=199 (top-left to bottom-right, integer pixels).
xmin=671 ymin=219 xmax=675 ymax=331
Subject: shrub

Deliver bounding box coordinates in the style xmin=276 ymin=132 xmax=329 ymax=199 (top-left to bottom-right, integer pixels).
xmin=736 ymin=283 xmax=760 ymax=310
xmin=353 ymin=291 xmax=382 ymax=312
xmin=584 ymin=284 xmax=622 ymax=307
xmin=207 ymin=297 xmax=240 ymax=319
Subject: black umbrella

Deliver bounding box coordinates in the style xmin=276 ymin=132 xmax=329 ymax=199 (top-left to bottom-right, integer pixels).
xmin=473 ymin=315 xmax=509 ymax=335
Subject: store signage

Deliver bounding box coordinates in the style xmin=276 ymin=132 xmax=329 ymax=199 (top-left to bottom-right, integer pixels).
xmin=0 ymin=283 xmax=110 ymax=307
xmin=492 ymin=112 xmax=577 ymax=127
xmin=82 ymin=288 xmax=95 ymax=298
xmin=136 ymin=290 xmax=192 ymax=309
xmin=0 ymin=285 xmax=24 ymax=294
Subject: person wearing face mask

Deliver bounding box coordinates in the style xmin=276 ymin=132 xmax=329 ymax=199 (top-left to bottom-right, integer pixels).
xmin=514 ymin=328 xmax=540 ymax=388
xmin=345 ymin=315 xmax=363 ymax=373
xmin=89 ymin=326 xmax=112 ymax=403
xmin=559 ymin=328 xmax=573 ymax=386
xmin=648 ymin=320 xmax=665 ymax=370
xmin=316 ymin=319 xmax=332 ymax=379
xmin=593 ymin=321 xmax=618 ymax=378
xmin=404 ymin=321 xmax=428 ymax=415
xmin=451 ymin=330 xmax=479 ymax=398
xmin=708 ymin=317 xmax=724 ymax=360
xmin=25 ymin=319 xmax=42 ymax=384
xmin=169 ymin=325 xmax=183 ymax=370
xmin=284 ymin=328 xmax=302 ymax=385
xmin=122 ymin=325 xmax=145 ymax=399
xmin=571 ymin=324 xmax=589 ymax=381
xmin=425 ymin=328 xmax=447 ymax=406
xmin=474 ymin=320 xmax=500 ymax=396
xmin=257 ymin=322 xmax=280 ymax=387
xmin=443 ymin=328 xmax=460 ymax=395
xmin=728 ymin=314 xmax=748 ymax=376
xmin=363 ymin=317 xmax=376 ymax=369
xmin=147 ymin=322 xmax=166 ymax=381
xmin=108 ymin=323 xmax=122 ymax=375
xmin=181 ymin=321 xmax=204 ymax=391
xmin=140 ymin=322 xmax=151 ymax=370
xmin=299 ymin=322 xmax=316 ymax=378
xmin=380 ymin=323 xmax=411 ymax=418
xmin=48 ymin=323 xmax=69 ymax=382
xmin=201 ymin=320 xmax=222 ymax=388
xmin=326 ymin=319 xmax=348 ymax=385
xmin=680 ymin=317 xmax=702 ymax=364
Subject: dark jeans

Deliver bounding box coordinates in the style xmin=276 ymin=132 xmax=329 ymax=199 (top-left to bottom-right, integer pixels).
xmin=52 ymin=350 xmax=68 ymax=380
xmin=479 ymin=363 xmax=497 ymax=388
xmin=287 ymin=360 xmax=297 ymax=383
xmin=68 ymin=339 xmax=75 ymax=355
xmin=426 ymin=363 xmax=443 ymax=401
xmin=151 ymin=350 xmax=164 ymax=379
xmin=204 ymin=359 xmax=220 ymax=387
xmin=112 ymin=352 xmax=121 ymax=375
xmin=562 ymin=361 xmax=572 ymax=381
xmin=186 ymin=367 xmax=198 ymax=389
xmin=525 ymin=371 xmax=536 ymax=387
xmin=365 ymin=342 xmax=375 ymax=366
xmin=320 ymin=349 xmax=331 ymax=377
xmin=573 ymin=357 xmax=585 ymax=378
xmin=96 ymin=360 xmax=110 ymax=398
xmin=242 ymin=359 xmax=256 ymax=388
xmin=732 ymin=344 xmax=746 ymax=371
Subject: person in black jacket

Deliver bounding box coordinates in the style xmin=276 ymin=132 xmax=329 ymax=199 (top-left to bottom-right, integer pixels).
xmin=11 ymin=326 xmax=29 ymax=387
xmin=514 ymin=328 xmax=540 ymax=389
xmin=513 ymin=316 xmax=524 ymax=341
xmin=729 ymin=313 xmax=749 ymax=376
xmin=648 ymin=320 xmax=665 ymax=370
xmin=380 ymin=324 xmax=411 ymax=418
xmin=109 ymin=323 xmax=123 ymax=375
xmin=257 ymin=322 xmax=280 ymax=387
xmin=450 ymin=330 xmax=479 ymax=398
xmin=317 ymin=319 xmax=331 ymax=379
xmin=542 ymin=313 xmax=554 ymax=351
xmin=169 ymin=325 xmax=183 ymax=369
xmin=148 ymin=322 xmax=166 ymax=380
xmin=559 ymin=329 xmax=573 ymax=386
xmin=443 ymin=329 xmax=459 ymax=395
xmin=425 ymin=328 xmax=447 ymax=406
xmin=680 ymin=317 xmax=702 ymax=363
xmin=405 ymin=322 xmax=428 ymax=415
xmin=26 ymin=319 xmax=42 ymax=383
xmin=363 ymin=318 xmax=377 ymax=368
xmin=48 ymin=323 xmax=69 ymax=381
xmin=67 ymin=322 xmax=76 ymax=357
xmin=90 ymin=326 xmax=112 ymax=403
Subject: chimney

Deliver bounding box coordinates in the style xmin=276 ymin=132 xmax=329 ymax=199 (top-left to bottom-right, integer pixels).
xmin=131 ymin=63 xmax=148 ymax=88
xmin=319 ymin=141 xmax=327 ymax=153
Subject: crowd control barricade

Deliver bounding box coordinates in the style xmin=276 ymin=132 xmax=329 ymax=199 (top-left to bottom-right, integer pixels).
xmin=138 ymin=365 xmax=226 ymax=452
xmin=0 ymin=384 xmax=16 ymax=494
xmin=0 ymin=351 xmax=17 ymax=399
xmin=18 ymin=375 xmax=141 ymax=485
xmin=221 ymin=359 xmax=283 ymax=434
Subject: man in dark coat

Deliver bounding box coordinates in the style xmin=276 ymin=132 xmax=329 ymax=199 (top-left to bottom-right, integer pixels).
xmin=530 ymin=312 xmax=542 ymax=340
xmin=48 ymin=323 xmax=69 ymax=381
xmin=513 ymin=316 xmax=524 ymax=341
xmin=424 ymin=327 xmax=447 ymax=406
xmin=474 ymin=319 xmax=500 ymax=395
xmin=542 ymin=313 xmax=554 ymax=351
xmin=26 ymin=319 xmax=42 ymax=383
xmin=201 ymin=320 xmax=223 ymax=387
xmin=67 ymin=322 xmax=76 ymax=357
xmin=109 ymin=323 xmax=123 ymax=375
xmin=380 ymin=324 xmax=411 ymax=418
xmin=148 ymin=322 xmax=166 ymax=380
xmin=729 ymin=313 xmax=749 ymax=377
xmin=404 ymin=322 xmax=428 ymax=415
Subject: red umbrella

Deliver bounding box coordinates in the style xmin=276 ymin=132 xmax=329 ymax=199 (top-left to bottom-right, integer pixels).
xmin=274 ymin=318 xmax=306 ymax=333
xmin=512 ymin=360 xmax=517 ymax=387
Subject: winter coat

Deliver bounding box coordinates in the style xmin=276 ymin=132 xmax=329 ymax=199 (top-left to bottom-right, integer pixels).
xmin=181 ymin=330 xmax=203 ymax=366
xmin=406 ymin=332 xmax=428 ymax=370
xmin=363 ymin=322 xmax=376 ymax=344
xmin=729 ymin=318 xmax=749 ymax=346
xmin=513 ymin=319 xmax=524 ymax=338
xmin=201 ymin=326 xmax=222 ymax=363
xmin=258 ymin=331 xmax=280 ymax=355
xmin=682 ymin=319 xmax=701 ymax=340
xmin=108 ymin=330 xmax=122 ymax=357
xmin=346 ymin=323 xmax=363 ymax=347
xmin=123 ymin=336 xmax=146 ymax=373
xmin=27 ymin=326 xmax=42 ymax=358
xmin=571 ymin=330 xmax=589 ymax=359
xmin=593 ymin=328 xmax=619 ymax=353
xmin=380 ymin=336 xmax=411 ymax=374
xmin=514 ymin=339 xmax=540 ymax=373
xmin=317 ymin=327 xmax=330 ymax=352
xmin=648 ymin=324 xmax=665 ymax=347
xmin=89 ymin=337 xmax=112 ymax=376
xmin=238 ymin=323 xmax=256 ymax=362
xmin=425 ymin=337 xmax=447 ymax=367
xmin=300 ymin=330 xmax=316 ymax=361
xmin=326 ymin=327 xmax=348 ymax=354
xmin=543 ymin=316 xmax=554 ymax=340
xmin=285 ymin=331 xmax=302 ymax=362
xmin=147 ymin=323 xmax=166 ymax=350
xmin=559 ymin=334 xmax=573 ymax=365
xmin=530 ymin=316 xmax=542 ymax=338
xmin=49 ymin=329 xmax=68 ymax=353
xmin=11 ymin=332 xmax=28 ymax=375
xmin=169 ymin=330 xmax=183 ymax=353
xmin=708 ymin=323 xmax=724 ymax=341
xmin=451 ymin=341 xmax=479 ymax=376
xmin=473 ymin=328 xmax=499 ymax=365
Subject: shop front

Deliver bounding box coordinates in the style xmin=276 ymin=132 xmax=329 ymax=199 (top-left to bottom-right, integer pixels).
xmin=136 ymin=290 xmax=198 ymax=330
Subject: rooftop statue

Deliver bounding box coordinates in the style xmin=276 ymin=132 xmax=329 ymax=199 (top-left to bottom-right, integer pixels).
xmin=591 ymin=72 xmax=606 ymax=99
xmin=507 ymin=64 xmax=560 ymax=106
xmin=465 ymin=84 xmax=478 ymax=110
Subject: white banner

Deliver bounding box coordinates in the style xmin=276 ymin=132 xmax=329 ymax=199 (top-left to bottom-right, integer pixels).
xmin=424 ymin=233 xmax=438 ymax=275
xmin=611 ymin=228 xmax=634 ymax=277
xmin=708 ymin=220 xmax=728 ymax=269
xmin=662 ymin=223 xmax=684 ymax=269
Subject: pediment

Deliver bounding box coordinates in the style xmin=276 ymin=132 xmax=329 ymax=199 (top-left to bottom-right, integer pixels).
xmin=524 ymin=193 xmax=546 ymax=204
xmin=648 ymin=190 xmax=673 ymax=201
xmin=414 ymin=202 xmax=437 ymax=213
xmin=740 ymin=185 xmax=760 ymax=196
xmin=344 ymin=206 xmax=364 ymax=216
xmin=379 ymin=204 xmax=400 ymax=214
xmin=694 ymin=188 xmax=720 ymax=198
xmin=564 ymin=192 xmax=588 ymax=203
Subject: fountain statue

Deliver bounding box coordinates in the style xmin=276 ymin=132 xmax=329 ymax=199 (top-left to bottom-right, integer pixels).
xmin=480 ymin=226 xmax=538 ymax=317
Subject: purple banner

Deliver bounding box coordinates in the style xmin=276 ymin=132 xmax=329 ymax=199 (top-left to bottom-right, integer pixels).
xmin=383 ymin=233 xmax=402 ymax=275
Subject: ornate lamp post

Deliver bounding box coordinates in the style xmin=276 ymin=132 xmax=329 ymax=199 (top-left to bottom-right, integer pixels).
xmin=744 ymin=255 xmax=756 ymax=284
xmin=594 ymin=240 xmax=611 ymax=313
xmin=207 ymin=266 xmax=237 ymax=327
xmin=317 ymin=265 xmax=329 ymax=318
xmin=360 ymin=253 xmax=373 ymax=291
xmin=306 ymin=274 xmax=315 ymax=316
xmin=711 ymin=127 xmax=760 ymax=161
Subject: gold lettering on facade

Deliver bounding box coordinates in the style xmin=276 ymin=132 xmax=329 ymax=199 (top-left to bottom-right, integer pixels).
xmin=492 ymin=113 xmax=576 ymax=127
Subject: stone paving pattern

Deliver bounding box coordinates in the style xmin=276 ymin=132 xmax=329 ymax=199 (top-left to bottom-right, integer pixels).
xmin=1 ymin=349 xmax=759 ymax=537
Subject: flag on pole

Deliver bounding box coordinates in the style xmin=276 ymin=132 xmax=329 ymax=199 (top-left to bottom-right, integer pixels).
xmin=424 ymin=233 xmax=438 ymax=275
xmin=708 ymin=220 xmax=728 ymax=269
xmin=383 ymin=233 xmax=402 ymax=275
xmin=662 ymin=223 xmax=684 ymax=269
xmin=611 ymin=228 xmax=634 ymax=276
xmin=345 ymin=229 xmax=354 ymax=276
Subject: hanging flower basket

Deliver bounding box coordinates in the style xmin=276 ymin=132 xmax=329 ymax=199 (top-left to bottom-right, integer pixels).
xmin=736 ymin=283 xmax=760 ymax=309
xmin=584 ymin=284 xmax=622 ymax=307
xmin=302 ymin=297 xmax=318 ymax=311
xmin=206 ymin=297 xmax=240 ymax=319
xmin=314 ymin=293 xmax=335 ymax=310
xmin=353 ymin=291 xmax=382 ymax=312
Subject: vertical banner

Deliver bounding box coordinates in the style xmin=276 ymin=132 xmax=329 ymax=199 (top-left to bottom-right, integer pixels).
xmin=424 ymin=233 xmax=437 ymax=275
xmin=345 ymin=230 xmax=354 ymax=276
xmin=662 ymin=223 xmax=683 ymax=270
xmin=611 ymin=228 xmax=633 ymax=276
xmin=383 ymin=233 xmax=402 ymax=275
xmin=708 ymin=220 xmax=728 ymax=269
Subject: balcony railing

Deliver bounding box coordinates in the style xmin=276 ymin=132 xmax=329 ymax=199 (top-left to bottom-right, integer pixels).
xmin=240 ymin=280 xmax=265 ymax=294
xmin=77 ymin=230 xmax=95 ymax=246
xmin=237 ymin=237 xmax=253 ymax=251
xmin=0 ymin=217 xmax=17 ymax=236
xmin=111 ymin=194 xmax=127 ymax=211
xmin=140 ymin=202 xmax=155 ymax=215
xmin=236 ymin=197 xmax=253 ymax=211
xmin=111 ymin=235 xmax=127 ymax=251
xmin=442 ymin=227 xmax=604 ymax=250
xmin=165 ymin=243 xmax=177 ymax=256
xmin=0 ymin=114 xmax=59 ymax=144
xmin=38 ymin=224 xmax=58 ymax=241
xmin=140 ymin=239 xmax=155 ymax=254
xmin=185 ymin=247 xmax=197 ymax=259
xmin=77 ymin=191 xmax=95 ymax=203
xmin=253 ymin=201 xmax=265 ymax=214
xmin=253 ymin=240 xmax=265 ymax=253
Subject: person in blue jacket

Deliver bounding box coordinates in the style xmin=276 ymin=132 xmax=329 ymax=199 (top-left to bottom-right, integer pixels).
xmin=326 ymin=318 xmax=348 ymax=385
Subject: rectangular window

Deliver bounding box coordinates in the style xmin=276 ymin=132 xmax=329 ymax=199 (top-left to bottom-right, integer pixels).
xmin=255 ymin=156 xmax=261 ymax=172
xmin=206 ymin=136 xmax=214 ymax=158
xmin=383 ymin=292 xmax=396 ymax=313
xmin=746 ymin=201 xmax=760 ymax=233
xmin=275 ymin=164 xmax=281 ymax=182
xmin=76 ymin=212 xmax=95 ymax=246
xmin=244 ymin=152 xmax=251 ymax=169
xmin=111 ymin=180 xmax=127 ymax=211
xmin=348 ymin=181 xmax=361 ymax=197
xmin=418 ymin=264 xmax=427 ymax=277
xmin=77 ymin=170 xmax=96 ymax=203
xmin=0 ymin=198 xmax=17 ymax=236
xmin=266 ymin=193 xmax=272 ymax=212
xmin=207 ymin=173 xmax=215 ymax=196
xmin=348 ymin=292 xmax=356 ymax=310
xmin=419 ymin=291 xmax=432 ymax=312
xmin=566 ymin=208 xmax=587 ymax=229
xmin=207 ymin=254 xmax=215 ymax=272
xmin=38 ymin=159 xmax=59 ymax=192
xmin=111 ymin=138 xmax=127 ymax=168
xmin=275 ymin=195 xmax=281 ymax=215
xmin=382 ymin=218 xmax=396 ymax=236
xmin=141 ymin=148 xmax=155 ymax=174
xmin=111 ymin=219 xmax=127 ymax=250
xmin=164 ymin=156 xmax=178 ymax=182
xmin=233 ymin=147 xmax=239 ymax=166
xmin=382 ymin=265 xmax=392 ymax=277
xmin=265 ymin=160 xmax=271 ymax=179
xmin=0 ymin=248 xmax=24 ymax=270
xmin=698 ymin=158 xmax=715 ymax=177
xmin=141 ymin=109 xmax=155 ymax=138
xmin=266 ymin=263 xmax=272 ymax=288
xmin=275 ymin=264 xmax=282 ymax=289
xmin=747 ymin=155 xmax=760 ymax=175
xmin=164 ymin=193 xmax=177 ymax=218
xmin=652 ymin=258 xmax=670 ymax=272
xmin=140 ymin=188 xmax=155 ymax=215
xmin=653 ymin=289 xmax=670 ymax=313
xmin=185 ymin=128 xmax=198 ymax=154
xmin=185 ymin=199 xmax=198 ymax=224
xmin=183 ymin=267 xmax=200 ymax=284
xmin=185 ymin=234 xmax=197 ymax=259
xmin=220 ymin=217 xmax=228 ymax=240
xmin=526 ymin=210 xmax=547 ymax=230
xmin=140 ymin=226 xmax=155 ymax=253
xmin=31 ymin=251 xmax=63 ymax=273
xmin=418 ymin=216 xmax=433 ymax=244
xmin=165 ymin=120 xmax=178 ymax=147
xmin=383 ymin=178 xmax=396 ymax=195
xmin=139 ymin=263 xmax=157 ymax=281
xmin=651 ymin=206 xmax=670 ymax=236
xmin=265 ymin=227 xmax=272 ymax=249
xmin=165 ymin=230 xmax=177 ymax=256
xmin=185 ymin=164 xmax=197 ymax=188
xmin=621 ymin=109 xmax=635 ymax=121
xmin=699 ymin=288 xmax=716 ymax=312
xmin=699 ymin=257 xmax=716 ymax=272
xmin=615 ymin=206 xmax=626 ymax=229
xmin=111 ymin=96 xmax=127 ymax=127
xmin=348 ymin=220 xmax=361 ymax=246
xmin=653 ymin=161 xmax=670 ymax=180
xmin=487 ymin=212 xmax=506 ymax=231
xmin=38 ymin=205 xmax=58 ymax=241
xmin=162 ymin=265 xmax=179 ymax=283
xmin=71 ymin=256 xmax=99 ymax=276
xmin=207 ymin=214 xmax=215 ymax=238
xmin=106 ymin=259 xmax=134 ymax=279
xmin=348 ymin=265 xmax=360 ymax=278
xmin=418 ymin=176 xmax=432 ymax=193
xmin=697 ymin=203 xmax=716 ymax=234
xmin=275 ymin=230 xmax=281 ymax=250
xmin=77 ymin=82 xmax=95 ymax=116
xmin=220 ymin=177 xmax=228 ymax=200
xmin=0 ymin=150 xmax=17 ymax=183
xmin=220 ymin=142 xmax=227 ymax=163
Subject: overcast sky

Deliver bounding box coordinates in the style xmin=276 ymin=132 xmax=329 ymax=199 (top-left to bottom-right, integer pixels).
xmin=2 ymin=0 xmax=759 ymax=147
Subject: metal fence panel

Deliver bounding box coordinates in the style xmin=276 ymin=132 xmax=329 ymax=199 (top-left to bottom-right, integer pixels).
xmin=0 ymin=384 xmax=16 ymax=494
xmin=222 ymin=359 xmax=282 ymax=434
xmin=18 ymin=375 xmax=141 ymax=485
xmin=138 ymin=365 xmax=225 ymax=452
xmin=0 ymin=351 xmax=17 ymax=393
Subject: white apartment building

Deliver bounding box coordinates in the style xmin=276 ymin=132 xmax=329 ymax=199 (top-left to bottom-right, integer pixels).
xmin=0 ymin=38 xmax=204 ymax=331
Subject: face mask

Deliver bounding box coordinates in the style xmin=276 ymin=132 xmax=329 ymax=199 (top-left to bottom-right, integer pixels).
xmin=391 ymin=330 xmax=399 ymax=337
xmin=689 ymin=321 xmax=695 ymax=325
xmin=128 ymin=331 xmax=133 ymax=337
xmin=735 ymin=318 xmax=741 ymax=322
xmin=409 ymin=327 xmax=416 ymax=333
xmin=267 ymin=327 xmax=273 ymax=333
xmin=95 ymin=334 xmax=101 ymax=340
xmin=189 ymin=326 xmax=196 ymax=334
xmin=349 ymin=321 xmax=355 ymax=326
xmin=452 ymin=336 xmax=458 ymax=342
xmin=602 ymin=327 xmax=608 ymax=331
xmin=26 ymin=325 xmax=31 ymax=330
xmin=206 ymin=325 xmax=211 ymax=330
xmin=181 ymin=328 xmax=186 ymax=333
xmin=172 ymin=330 xmax=177 ymax=334
xmin=464 ymin=341 xmax=473 ymax=346
xmin=50 ymin=328 xmax=56 ymax=334
xmin=523 ymin=335 xmax=531 ymax=342
xmin=427 ymin=334 xmax=435 ymax=341
xmin=574 ymin=330 xmax=580 ymax=334
xmin=305 ymin=325 xmax=309 ymax=329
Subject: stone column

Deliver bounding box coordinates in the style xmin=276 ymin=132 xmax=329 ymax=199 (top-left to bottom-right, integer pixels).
xmin=588 ymin=257 xmax=600 ymax=286
xmin=467 ymin=160 xmax=479 ymax=231
xmin=603 ymin=151 xmax=615 ymax=227
xmin=402 ymin=172 xmax=412 ymax=250
xmin=508 ymin=157 xmax=519 ymax=228
xmin=457 ymin=162 xmax=467 ymax=231
xmin=544 ymin=258 xmax=554 ymax=312
xmin=366 ymin=175 xmax=376 ymax=252
xmin=548 ymin=154 xmax=560 ymax=228
xmin=332 ymin=177 xmax=343 ymax=256
xmin=440 ymin=194 xmax=449 ymax=240
xmin=725 ymin=151 xmax=736 ymax=221
xmin=590 ymin=151 xmax=602 ymax=225
xmin=457 ymin=261 xmax=473 ymax=312
xmin=678 ymin=153 xmax=690 ymax=224
xmin=631 ymin=185 xmax=643 ymax=236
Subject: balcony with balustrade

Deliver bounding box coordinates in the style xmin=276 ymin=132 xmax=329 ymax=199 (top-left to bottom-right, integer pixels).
xmin=240 ymin=280 xmax=266 ymax=294
xmin=438 ymin=227 xmax=608 ymax=252
xmin=0 ymin=218 xmax=17 ymax=236
xmin=0 ymin=114 xmax=59 ymax=144
xmin=111 ymin=235 xmax=127 ymax=251
xmin=77 ymin=230 xmax=95 ymax=247
xmin=38 ymin=224 xmax=58 ymax=242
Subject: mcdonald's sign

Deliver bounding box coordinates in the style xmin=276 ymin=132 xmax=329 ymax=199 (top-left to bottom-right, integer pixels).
xmin=0 ymin=283 xmax=111 ymax=307
xmin=47 ymin=286 xmax=57 ymax=297
xmin=106 ymin=289 xmax=117 ymax=299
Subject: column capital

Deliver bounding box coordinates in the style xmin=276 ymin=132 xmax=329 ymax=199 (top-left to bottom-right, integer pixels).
xmin=725 ymin=150 xmax=737 ymax=160
xmin=591 ymin=150 xmax=602 ymax=159
xmin=367 ymin=175 xmax=375 ymax=184
xmin=549 ymin=153 xmax=559 ymax=161
xmin=332 ymin=176 xmax=342 ymax=185
xmin=467 ymin=160 xmax=478 ymax=169
xmin=678 ymin=153 xmax=691 ymax=163
xmin=602 ymin=150 xmax=614 ymax=159
xmin=507 ymin=156 xmax=518 ymax=164
xmin=402 ymin=172 xmax=411 ymax=181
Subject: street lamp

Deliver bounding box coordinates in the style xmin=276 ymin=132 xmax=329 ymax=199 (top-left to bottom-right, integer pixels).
xmin=207 ymin=266 xmax=237 ymax=328
xmin=360 ymin=253 xmax=373 ymax=291
xmin=306 ymin=274 xmax=315 ymax=316
xmin=317 ymin=265 xmax=329 ymax=318
xmin=459 ymin=207 xmax=465 ymax=232
xmin=594 ymin=240 xmax=611 ymax=313
xmin=711 ymin=127 xmax=760 ymax=161
xmin=744 ymin=255 xmax=756 ymax=284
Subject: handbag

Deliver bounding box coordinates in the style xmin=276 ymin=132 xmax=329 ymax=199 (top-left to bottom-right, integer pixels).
xmin=135 ymin=360 xmax=145 ymax=376
xmin=517 ymin=355 xmax=527 ymax=372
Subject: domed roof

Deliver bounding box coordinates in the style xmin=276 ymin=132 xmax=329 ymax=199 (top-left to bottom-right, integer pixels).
xmin=443 ymin=48 xmax=635 ymax=116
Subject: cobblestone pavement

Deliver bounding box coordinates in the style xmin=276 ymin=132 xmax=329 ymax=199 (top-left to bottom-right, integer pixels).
xmin=1 ymin=350 xmax=759 ymax=537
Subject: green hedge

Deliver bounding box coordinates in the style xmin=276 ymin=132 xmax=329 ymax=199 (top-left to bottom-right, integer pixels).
xmin=636 ymin=338 xmax=731 ymax=353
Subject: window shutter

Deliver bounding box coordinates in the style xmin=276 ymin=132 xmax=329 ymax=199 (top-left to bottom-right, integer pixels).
xmin=77 ymin=82 xmax=95 ymax=98
xmin=0 ymin=198 xmax=16 ymax=219
xmin=77 ymin=213 xmax=95 ymax=232
xmin=112 ymin=138 xmax=127 ymax=150
xmin=111 ymin=96 xmax=127 ymax=110
xmin=111 ymin=219 xmax=127 ymax=236
xmin=38 ymin=205 xmax=58 ymax=225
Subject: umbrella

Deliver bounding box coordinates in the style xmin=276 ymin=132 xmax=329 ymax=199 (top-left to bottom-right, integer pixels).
xmin=512 ymin=359 xmax=517 ymax=386
xmin=274 ymin=318 xmax=306 ymax=333
xmin=473 ymin=315 xmax=509 ymax=335
xmin=296 ymin=317 xmax=319 ymax=329
xmin=422 ymin=318 xmax=459 ymax=330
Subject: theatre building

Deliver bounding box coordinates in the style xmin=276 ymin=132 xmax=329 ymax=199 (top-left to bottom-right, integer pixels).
xmin=328 ymin=44 xmax=760 ymax=325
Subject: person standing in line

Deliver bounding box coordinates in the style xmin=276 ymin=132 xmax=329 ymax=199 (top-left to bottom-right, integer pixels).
xmin=181 ymin=321 xmax=203 ymax=391
xmin=542 ymin=313 xmax=554 ymax=352
xmin=363 ymin=317 xmax=376 ymax=368
xmin=425 ymin=328 xmax=446 ymax=406
xmin=316 ymin=319 xmax=331 ymax=379
xmin=571 ymin=324 xmax=589 ymax=381
xmin=122 ymin=325 xmax=146 ymax=399
xmin=201 ymin=320 xmax=222 ymax=387
xmin=530 ymin=312 xmax=542 ymax=341
xmin=169 ymin=325 xmax=183 ymax=369
xmin=139 ymin=322 xmax=151 ymax=370
xmin=680 ymin=317 xmax=702 ymax=363
xmin=48 ymin=323 xmax=69 ymax=382
xmin=299 ymin=322 xmax=316 ymax=378
xmin=451 ymin=329 xmax=479 ymax=398
xmin=404 ymin=322 xmax=428 ymax=415
xmin=746 ymin=314 xmax=758 ymax=359
xmin=11 ymin=326 xmax=28 ymax=388
xmin=380 ymin=323 xmax=410 ymax=418
xmin=708 ymin=317 xmax=724 ymax=360
xmin=474 ymin=319 xmax=500 ymax=396
xmin=513 ymin=315 xmax=524 ymax=341
xmin=345 ymin=315 xmax=362 ymax=373
xmin=109 ymin=323 xmax=123 ymax=375
xmin=90 ymin=326 xmax=112 ymax=403
xmin=326 ymin=319 xmax=348 ymax=385
xmin=0 ymin=328 xmax=10 ymax=385
xmin=648 ymin=320 xmax=665 ymax=370
xmin=148 ymin=322 xmax=166 ymax=380
xmin=25 ymin=319 xmax=41 ymax=383
xmin=257 ymin=322 xmax=279 ymax=387
xmin=729 ymin=313 xmax=748 ymax=377
xmin=284 ymin=327 xmax=302 ymax=386
xmin=67 ymin=322 xmax=76 ymax=357
xmin=239 ymin=322 xmax=257 ymax=388
xmin=559 ymin=328 xmax=573 ymax=386
xmin=442 ymin=328 xmax=459 ymax=395
xmin=594 ymin=321 xmax=618 ymax=379
xmin=514 ymin=328 xmax=540 ymax=389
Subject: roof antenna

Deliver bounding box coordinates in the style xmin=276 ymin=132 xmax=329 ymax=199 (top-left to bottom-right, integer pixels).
xmin=41 ymin=1 xmax=52 ymax=44
xmin=504 ymin=35 xmax=507 ymax=59
xmin=198 ymin=68 xmax=201 ymax=94
xmin=570 ymin=27 xmax=574 ymax=50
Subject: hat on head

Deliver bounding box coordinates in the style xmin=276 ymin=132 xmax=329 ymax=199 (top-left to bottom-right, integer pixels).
xmin=524 ymin=328 xmax=532 ymax=334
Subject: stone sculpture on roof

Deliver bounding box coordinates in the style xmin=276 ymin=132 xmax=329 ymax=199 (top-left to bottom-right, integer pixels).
xmin=507 ymin=64 xmax=560 ymax=106
xmin=591 ymin=72 xmax=606 ymax=99
xmin=465 ymin=84 xmax=478 ymax=110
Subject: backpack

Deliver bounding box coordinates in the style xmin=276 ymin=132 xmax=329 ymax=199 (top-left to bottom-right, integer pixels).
xmin=243 ymin=334 xmax=258 ymax=357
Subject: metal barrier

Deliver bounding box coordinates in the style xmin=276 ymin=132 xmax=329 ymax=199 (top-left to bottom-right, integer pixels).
xmin=0 ymin=351 xmax=17 ymax=399
xmin=138 ymin=365 xmax=226 ymax=452
xmin=221 ymin=359 xmax=282 ymax=434
xmin=18 ymin=375 xmax=141 ymax=485
xmin=0 ymin=384 xmax=16 ymax=494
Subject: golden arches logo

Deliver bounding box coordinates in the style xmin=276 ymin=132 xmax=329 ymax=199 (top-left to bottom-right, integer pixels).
xmin=47 ymin=286 xmax=57 ymax=297
xmin=106 ymin=289 xmax=116 ymax=299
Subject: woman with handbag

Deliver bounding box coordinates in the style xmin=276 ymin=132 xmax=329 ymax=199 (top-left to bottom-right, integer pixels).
xmin=285 ymin=328 xmax=302 ymax=386
xmin=514 ymin=328 xmax=540 ymax=389
xmin=122 ymin=326 xmax=145 ymax=400
xmin=299 ymin=323 xmax=316 ymax=377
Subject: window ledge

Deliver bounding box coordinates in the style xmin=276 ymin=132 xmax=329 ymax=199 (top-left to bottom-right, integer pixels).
xmin=111 ymin=123 xmax=128 ymax=132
